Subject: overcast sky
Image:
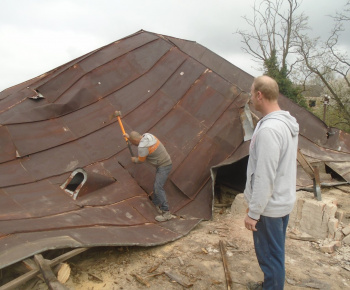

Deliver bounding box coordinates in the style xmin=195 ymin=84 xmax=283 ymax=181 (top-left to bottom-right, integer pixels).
xmin=1 ymin=0 xmax=349 ymax=92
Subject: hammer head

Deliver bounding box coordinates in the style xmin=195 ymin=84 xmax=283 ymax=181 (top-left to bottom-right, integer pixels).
xmin=109 ymin=110 xmax=122 ymax=120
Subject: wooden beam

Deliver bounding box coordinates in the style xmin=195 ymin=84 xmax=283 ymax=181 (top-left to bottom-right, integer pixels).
xmin=34 ymin=254 xmax=69 ymax=290
xmin=297 ymin=149 xmax=322 ymax=201
xmin=297 ymin=149 xmax=314 ymax=178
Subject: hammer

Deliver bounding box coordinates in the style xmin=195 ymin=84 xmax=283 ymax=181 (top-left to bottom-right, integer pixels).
xmin=109 ymin=111 xmax=134 ymax=157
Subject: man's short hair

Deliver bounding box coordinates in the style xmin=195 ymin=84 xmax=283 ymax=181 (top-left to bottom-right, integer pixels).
xmin=129 ymin=131 xmax=142 ymax=141
xmin=253 ymin=76 xmax=279 ymax=101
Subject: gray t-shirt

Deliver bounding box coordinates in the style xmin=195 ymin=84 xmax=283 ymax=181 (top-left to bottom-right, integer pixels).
xmin=138 ymin=133 xmax=172 ymax=167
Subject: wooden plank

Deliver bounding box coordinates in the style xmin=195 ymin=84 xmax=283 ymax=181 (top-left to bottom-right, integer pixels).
xmin=164 ymin=271 xmax=193 ymax=288
xmin=297 ymin=149 xmax=314 ymax=178
xmin=22 ymin=258 xmax=38 ymax=271
xmin=22 ymin=258 xmax=44 ymax=281
xmin=219 ymin=240 xmax=232 ymax=290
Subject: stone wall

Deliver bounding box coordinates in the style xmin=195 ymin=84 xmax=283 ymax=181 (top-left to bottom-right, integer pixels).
xmin=289 ymin=191 xmax=339 ymax=239
xmin=230 ymin=190 xmax=350 ymax=249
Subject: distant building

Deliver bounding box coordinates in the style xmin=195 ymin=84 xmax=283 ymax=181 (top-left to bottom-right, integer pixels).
xmin=302 ymin=84 xmax=324 ymax=109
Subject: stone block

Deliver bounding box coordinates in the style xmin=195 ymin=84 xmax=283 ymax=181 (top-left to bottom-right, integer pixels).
xmin=334 ymin=230 xmax=344 ymax=241
xmin=289 ymin=192 xmax=338 ymax=239
xmin=342 ymin=225 xmax=350 ymax=236
xmin=320 ymin=241 xmax=342 ymax=253
xmin=332 ymin=241 xmax=342 ymax=251
xmin=323 ymin=198 xmax=338 ymax=217
xmin=342 ymin=234 xmax=350 ymax=245
xmin=230 ymin=193 xmax=248 ymax=217
xmin=299 ymin=199 xmax=328 ymax=238
xmin=335 ymin=210 xmax=344 ymax=223
xmin=320 ymin=244 xmax=334 ymax=254
xmin=328 ymin=218 xmax=339 ymax=239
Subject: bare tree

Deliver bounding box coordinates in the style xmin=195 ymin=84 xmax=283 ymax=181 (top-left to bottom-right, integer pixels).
xmin=237 ymin=0 xmax=308 ymax=77
xmin=236 ymin=0 xmax=309 ymax=107
xmin=237 ymin=0 xmax=350 ymax=131
xmin=295 ymin=1 xmax=350 ymax=128
xmin=334 ymin=0 xmax=350 ymax=22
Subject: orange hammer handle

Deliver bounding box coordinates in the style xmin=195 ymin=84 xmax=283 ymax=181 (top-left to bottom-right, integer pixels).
xmin=117 ymin=116 xmax=128 ymax=141
xmin=115 ymin=113 xmax=134 ymax=157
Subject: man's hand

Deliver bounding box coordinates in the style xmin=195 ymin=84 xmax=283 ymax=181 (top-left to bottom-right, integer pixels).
xmin=123 ymin=133 xmax=130 ymax=139
xmin=131 ymin=157 xmax=137 ymax=163
xmin=244 ymin=214 xmax=258 ymax=231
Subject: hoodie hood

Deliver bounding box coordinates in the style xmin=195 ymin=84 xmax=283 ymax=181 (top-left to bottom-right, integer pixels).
xmin=139 ymin=133 xmax=158 ymax=147
xmin=261 ymin=110 xmax=299 ymax=137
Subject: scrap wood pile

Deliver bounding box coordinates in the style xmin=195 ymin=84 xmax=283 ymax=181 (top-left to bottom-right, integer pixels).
xmin=0 ymin=248 xmax=87 ymax=290
xmin=0 ymin=241 xmax=239 ymax=289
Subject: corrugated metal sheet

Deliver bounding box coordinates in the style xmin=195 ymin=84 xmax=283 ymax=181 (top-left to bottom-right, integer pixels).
xmin=1 ymin=30 xmax=350 ymax=270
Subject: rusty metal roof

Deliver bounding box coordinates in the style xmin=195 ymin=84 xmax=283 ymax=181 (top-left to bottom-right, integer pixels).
xmin=1 ymin=30 xmax=350 ymax=269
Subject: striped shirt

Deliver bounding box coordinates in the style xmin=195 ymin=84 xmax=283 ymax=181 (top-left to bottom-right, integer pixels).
xmin=137 ymin=133 xmax=172 ymax=167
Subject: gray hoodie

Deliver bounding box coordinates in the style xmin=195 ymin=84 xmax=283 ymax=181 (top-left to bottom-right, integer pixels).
xmin=244 ymin=110 xmax=299 ymax=220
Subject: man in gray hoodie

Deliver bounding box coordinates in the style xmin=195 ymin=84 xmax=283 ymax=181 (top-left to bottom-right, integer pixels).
xmin=124 ymin=131 xmax=173 ymax=222
xmin=244 ymin=76 xmax=299 ymax=290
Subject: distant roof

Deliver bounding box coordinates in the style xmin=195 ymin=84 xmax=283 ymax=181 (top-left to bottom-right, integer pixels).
xmin=301 ymin=84 xmax=324 ymax=98
xmin=1 ymin=30 xmax=350 ymax=269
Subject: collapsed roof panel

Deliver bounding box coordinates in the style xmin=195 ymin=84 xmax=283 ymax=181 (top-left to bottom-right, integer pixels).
xmin=1 ymin=30 xmax=350 ymax=271
xmin=0 ymin=217 xmax=202 ymax=271
xmin=279 ymin=95 xmax=350 ymax=154
xmin=326 ymin=161 xmax=350 ymax=181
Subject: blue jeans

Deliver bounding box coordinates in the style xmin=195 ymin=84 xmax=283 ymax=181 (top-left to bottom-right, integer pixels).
xmin=253 ymin=215 xmax=289 ymax=290
xmin=152 ymin=164 xmax=172 ymax=211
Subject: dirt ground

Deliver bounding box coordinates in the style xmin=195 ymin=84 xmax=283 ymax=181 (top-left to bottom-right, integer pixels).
xmin=3 ymin=187 xmax=350 ymax=290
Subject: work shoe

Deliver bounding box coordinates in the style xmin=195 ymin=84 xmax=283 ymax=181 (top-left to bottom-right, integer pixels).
xmin=155 ymin=211 xmax=173 ymax=222
xmin=246 ymin=281 xmax=263 ymax=290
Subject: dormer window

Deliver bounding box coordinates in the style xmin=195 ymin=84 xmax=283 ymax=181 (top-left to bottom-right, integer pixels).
xmin=61 ymin=168 xmax=87 ymax=200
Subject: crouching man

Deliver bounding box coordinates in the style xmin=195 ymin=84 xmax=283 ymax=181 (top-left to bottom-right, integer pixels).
xmin=124 ymin=131 xmax=174 ymax=222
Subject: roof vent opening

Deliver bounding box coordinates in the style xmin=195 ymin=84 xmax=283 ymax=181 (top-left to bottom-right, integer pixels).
xmin=61 ymin=168 xmax=87 ymax=200
xmin=29 ymin=89 xmax=45 ymax=100
xmin=66 ymin=172 xmax=85 ymax=192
